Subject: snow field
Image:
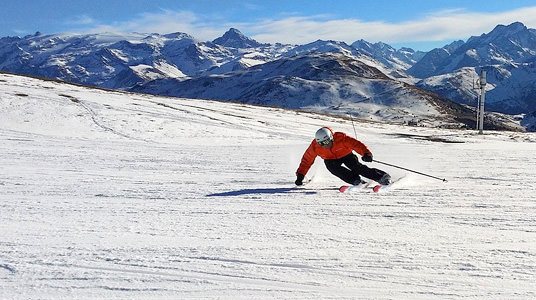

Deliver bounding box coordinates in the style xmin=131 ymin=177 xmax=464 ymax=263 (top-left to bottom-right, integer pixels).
xmin=1 ymin=73 xmax=535 ymax=299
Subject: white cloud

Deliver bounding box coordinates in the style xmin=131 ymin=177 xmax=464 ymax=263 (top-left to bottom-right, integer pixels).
xmin=80 ymin=10 xmax=223 ymax=40
xmin=78 ymin=6 xmax=536 ymax=45
xmin=12 ymin=29 xmax=30 ymax=35
xmin=250 ymin=6 xmax=536 ymax=44
xmin=67 ymin=15 xmax=97 ymax=26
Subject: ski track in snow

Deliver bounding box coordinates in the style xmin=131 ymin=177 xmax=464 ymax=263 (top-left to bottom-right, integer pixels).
xmin=1 ymin=73 xmax=536 ymax=299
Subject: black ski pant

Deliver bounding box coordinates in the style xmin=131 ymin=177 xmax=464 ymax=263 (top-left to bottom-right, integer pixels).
xmin=324 ymin=153 xmax=387 ymax=185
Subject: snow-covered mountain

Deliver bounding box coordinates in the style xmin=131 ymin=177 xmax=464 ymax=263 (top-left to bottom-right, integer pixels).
xmin=0 ymin=29 xmax=289 ymax=89
xmin=352 ymin=39 xmax=425 ymax=77
xmin=407 ymin=40 xmax=465 ymax=78
xmin=212 ymin=27 xmax=266 ymax=48
xmin=131 ymin=53 xmax=522 ymax=131
xmin=418 ymin=62 xmax=536 ymax=117
xmin=409 ymin=22 xmax=536 ymax=121
xmin=0 ymin=31 xmax=188 ymax=87
xmin=409 ymin=22 xmax=536 ymax=78
xmin=417 ymin=62 xmax=536 ymax=114
xmin=0 ymin=29 xmax=417 ymax=96
xmin=281 ymin=39 xmax=414 ymax=79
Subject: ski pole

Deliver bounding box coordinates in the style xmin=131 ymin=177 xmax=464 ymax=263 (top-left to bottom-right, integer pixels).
xmin=373 ymin=159 xmax=448 ymax=182
xmin=350 ymin=114 xmax=358 ymax=140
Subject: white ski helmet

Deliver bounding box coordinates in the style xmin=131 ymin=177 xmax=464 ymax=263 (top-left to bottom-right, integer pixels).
xmin=315 ymin=127 xmax=333 ymax=146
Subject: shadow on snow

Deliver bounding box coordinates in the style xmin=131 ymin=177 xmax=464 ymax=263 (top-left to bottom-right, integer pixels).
xmin=207 ymin=187 xmax=320 ymax=197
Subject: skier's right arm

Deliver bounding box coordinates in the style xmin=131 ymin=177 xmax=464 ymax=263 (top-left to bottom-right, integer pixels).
xmin=296 ymin=141 xmax=317 ymax=178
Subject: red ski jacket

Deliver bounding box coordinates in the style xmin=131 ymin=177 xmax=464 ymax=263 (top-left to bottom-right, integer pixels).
xmin=296 ymin=129 xmax=372 ymax=176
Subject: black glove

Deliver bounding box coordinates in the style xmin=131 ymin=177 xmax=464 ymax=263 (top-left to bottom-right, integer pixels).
xmin=362 ymin=153 xmax=373 ymax=162
xmin=295 ymin=173 xmax=305 ymax=186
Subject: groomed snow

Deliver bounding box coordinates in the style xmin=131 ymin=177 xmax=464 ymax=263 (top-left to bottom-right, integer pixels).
xmin=1 ymin=73 xmax=535 ymax=299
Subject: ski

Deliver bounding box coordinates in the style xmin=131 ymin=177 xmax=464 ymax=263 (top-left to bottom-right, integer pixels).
xmin=340 ymin=183 xmax=391 ymax=193
xmin=341 ymin=176 xmax=402 ymax=193
xmin=372 ymin=184 xmax=391 ymax=193
xmin=372 ymin=176 xmax=405 ymax=193
xmin=338 ymin=181 xmax=372 ymax=193
xmin=339 ymin=185 xmax=352 ymax=193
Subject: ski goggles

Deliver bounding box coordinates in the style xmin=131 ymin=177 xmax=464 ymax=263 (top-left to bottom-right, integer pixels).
xmin=317 ymin=139 xmax=332 ymax=146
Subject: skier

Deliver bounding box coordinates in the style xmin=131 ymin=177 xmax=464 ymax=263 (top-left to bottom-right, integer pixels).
xmin=295 ymin=127 xmax=391 ymax=186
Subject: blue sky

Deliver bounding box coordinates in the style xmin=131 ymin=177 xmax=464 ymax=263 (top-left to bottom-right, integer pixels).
xmin=2 ymin=0 xmax=536 ymax=50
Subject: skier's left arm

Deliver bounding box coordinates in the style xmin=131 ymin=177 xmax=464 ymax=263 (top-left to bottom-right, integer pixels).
xmin=344 ymin=135 xmax=373 ymax=162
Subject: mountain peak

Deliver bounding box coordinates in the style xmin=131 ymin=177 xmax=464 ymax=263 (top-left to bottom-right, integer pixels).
xmin=463 ymin=21 xmax=535 ymax=50
xmin=212 ymin=28 xmax=263 ymax=48
xmin=227 ymin=28 xmax=242 ymax=34
xmin=491 ymin=22 xmax=527 ymax=35
xmin=163 ymin=32 xmax=194 ymax=40
xmin=442 ymin=40 xmax=464 ymax=53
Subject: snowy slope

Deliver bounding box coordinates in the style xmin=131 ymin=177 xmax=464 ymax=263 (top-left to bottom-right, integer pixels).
xmin=417 ymin=67 xmax=486 ymax=105
xmin=1 ymin=73 xmax=536 ymax=299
